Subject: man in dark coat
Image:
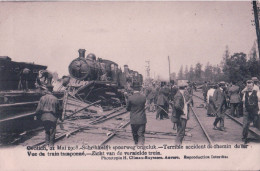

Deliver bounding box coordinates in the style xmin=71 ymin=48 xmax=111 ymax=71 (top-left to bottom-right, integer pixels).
xmin=36 ymin=85 xmax=62 ymax=147
xmin=213 ymin=81 xmax=227 ymax=131
xmin=146 ymin=83 xmax=157 ymax=112
xmin=228 ymin=81 xmax=241 ymax=118
xmin=242 ymin=80 xmax=260 ymax=143
xmin=202 ymin=81 xmax=209 ymax=102
xmin=126 ymin=87 xmax=147 ymax=145
xmin=170 ymin=86 xmax=187 ymax=144
xmin=156 ymin=82 xmax=169 ymax=120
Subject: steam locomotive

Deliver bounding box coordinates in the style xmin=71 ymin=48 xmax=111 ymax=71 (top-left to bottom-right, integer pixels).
xmin=68 ymin=49 xmax=143 ymax=88
xmin=66 ymin=49 xmax=143 ymax=107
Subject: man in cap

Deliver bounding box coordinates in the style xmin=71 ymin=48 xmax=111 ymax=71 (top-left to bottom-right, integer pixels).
xmin=213 ymin=81 xmax=227 ymax=131
xmin=242 ymin=77 xmax=259 ymax=93
xmin=242 ymin=80 xmax=260 ymax=143
xmin=156 ymin=81 xmax=170 ymax=120
xmin=126 ymin=86 xmax=147 ymax=145
xmin=36 ymin=84 xmax=62 ymax=147
xmin=228 ymin=81 xmax=241 ymax=118
xmin=146 ymin=82 xmax=157 ymax=112
xmin=252 ymin=77 xmax=260 ymax=89
xmin=170 ymin=85 xmax=190 ymax=144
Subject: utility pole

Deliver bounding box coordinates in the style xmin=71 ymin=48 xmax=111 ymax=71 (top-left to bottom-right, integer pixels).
xmin=145 ymin=60 xmax=150 ymax=80
xmin=168 ymin=56 xmax=171 ymax=82
xmin=252 ymin=1 xmax=260 ymax=59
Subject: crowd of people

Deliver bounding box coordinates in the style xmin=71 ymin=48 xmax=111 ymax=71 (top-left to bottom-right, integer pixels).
xmin=126 ymin=80 xmax=194 ymax=145
xmin=126 ymin=77 xmax=260 ymax=146
xmin=202 ymin=77 xmax=260 ymax=143
xmin=34 ymin=74 xmax=260 ymax=147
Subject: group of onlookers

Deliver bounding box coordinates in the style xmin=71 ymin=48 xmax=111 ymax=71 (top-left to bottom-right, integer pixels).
xmin=203 ymin=77 xmax=260 ymax=143
xmin=141 ymin=81 xmax=194 ymax=144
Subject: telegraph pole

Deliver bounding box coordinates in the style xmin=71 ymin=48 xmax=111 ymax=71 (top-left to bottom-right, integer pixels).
xmin=168 ymin=56 xmax=171 ymax=82
xmin=252 ymin=1 xmax=260 ymax=59
xmin=145 ymin=60 xmax=150 ymax=80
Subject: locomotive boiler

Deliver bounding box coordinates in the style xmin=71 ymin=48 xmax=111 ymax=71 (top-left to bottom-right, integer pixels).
xmin=68 ymin=49 xmax=143 ymax=89
xmin=65 ymin=49 xmax=143 ymax=109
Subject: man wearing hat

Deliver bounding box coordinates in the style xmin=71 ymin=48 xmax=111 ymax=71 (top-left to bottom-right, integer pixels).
xmin=146 ymin=82 xmax=157 ymax=112
xmin=212 ymin=81 xmax=227 ymax=131
xmin=242 ymin=80 xmax=260 ymax=143
xmin=156 ymin=81 xmax=170 ymax=120
xmin=35 ymin=84 xmax=62 ymax=147
xmin=242 ymin=77 xmax=259 ymax=93
xmin=126 ymin=86 xmax=147 ymax=145
xmin=228 ymin=81 xmax=241 ymax=118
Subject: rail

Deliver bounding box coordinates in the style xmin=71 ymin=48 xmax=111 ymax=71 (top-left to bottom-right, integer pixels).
xmin=192 ymin=93 xmax=260 ymax=138
xmin=189 ymin=106 xmax=213 ymax=145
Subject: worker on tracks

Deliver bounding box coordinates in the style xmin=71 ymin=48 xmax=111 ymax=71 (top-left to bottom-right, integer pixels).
xmin=126 ymin=86 xmax=147 ymax=146
xmin=242 ymin=80 xmax=260 ymax=143
xmin=228 ymin=81 xmax=241 ymax=118
xmin=171 ymin=85 xmax=190 ymax=144
xmin=202 ymin=81 xmax=209 ymax=102
xmin=146 ymin=82 xmax=157 ymax=112
xmin=35 ymin=84 xmax=62 ymax=147
xmin=207 ymin=84 xmax=217 ymax=117
xmin=156 ymin=81 xmax=170 ymax=120
xmin=213 ymin=81 xmax=228 ymax=131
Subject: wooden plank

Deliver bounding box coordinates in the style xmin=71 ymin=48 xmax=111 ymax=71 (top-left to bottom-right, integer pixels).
xmin=0 ymin=112 xmax=35 ymax=123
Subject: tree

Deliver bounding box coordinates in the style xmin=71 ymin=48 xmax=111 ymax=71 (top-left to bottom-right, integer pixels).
xmin=195 ymin=62 xmax=203 ymax=81
xmin=178 ymin=65 xmax=184 ymax=80
xmin=188 ymin=65 xmax=194 ymax=81
xmin=184 ymin=65 xmax=189 ymax=80
xmin=204 ymin=62 xmax=213 ymax=81
xmin=224 ymin=52 xmax=249 ymax=82
xmin=221 ymin=45 xmax=230 ymax=81
xmin=248 ymin=41 xmax=260 ymax=78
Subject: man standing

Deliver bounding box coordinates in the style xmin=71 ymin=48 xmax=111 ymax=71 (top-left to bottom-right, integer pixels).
xmin=171 ymin=86 xmax=189 ymax=144
xmin=207 ymin=84 xmax=217 ymax=117
xmin=228 ymin=81 xmax=241 ymax=118
xmin=18 ymin=68 xmax=30 ymax=91
xmin=40 ymin=70 xmax=53 ymax=86
xmin=146 ymin=82 xmax=157 ymax=112
xmin=242 ymin=80 xmax=260 ymax=143
xmin=156 ymin=82 xmax=169 ymax=120
xmin=126 ymin=87 xmax=147 ymax=146
xmin=213 ymin=81 xmax=227 ymax=131
xmin=36 ymin=85 xmax=62 ymax=147
xmin=202 ymin=81 xmax=208 ymax=102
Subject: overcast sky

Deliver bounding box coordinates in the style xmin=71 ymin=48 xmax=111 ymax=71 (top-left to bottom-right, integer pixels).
xmin=0 ymin=1 xmax=257 ymax=80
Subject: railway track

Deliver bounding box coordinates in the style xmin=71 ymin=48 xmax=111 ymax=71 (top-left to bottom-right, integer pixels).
xmin=27 ymin=106 xmax=130 ymax=147
xmin=192 ymin=92 xmax=260 ymax=144
xmin=189 ymin=106 xmax=213 ymax=145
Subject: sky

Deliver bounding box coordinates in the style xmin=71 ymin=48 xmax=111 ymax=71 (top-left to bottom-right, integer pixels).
xmin=0 ymin=1 xmax=257 ymax=80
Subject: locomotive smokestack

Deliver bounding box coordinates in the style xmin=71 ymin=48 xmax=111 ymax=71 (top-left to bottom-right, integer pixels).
xmin=124 ymin=65 xmax=129 ymax=73
xmin=78 ymin=49 xmax=86 ymax=58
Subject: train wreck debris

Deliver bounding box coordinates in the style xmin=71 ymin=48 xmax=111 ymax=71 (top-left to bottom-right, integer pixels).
xmin=61 ymin=48 xmax=143 ymax=115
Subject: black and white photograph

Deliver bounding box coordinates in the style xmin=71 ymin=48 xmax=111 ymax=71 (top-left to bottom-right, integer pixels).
xmin=0 ymin=1 xmax=260 ymax=170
